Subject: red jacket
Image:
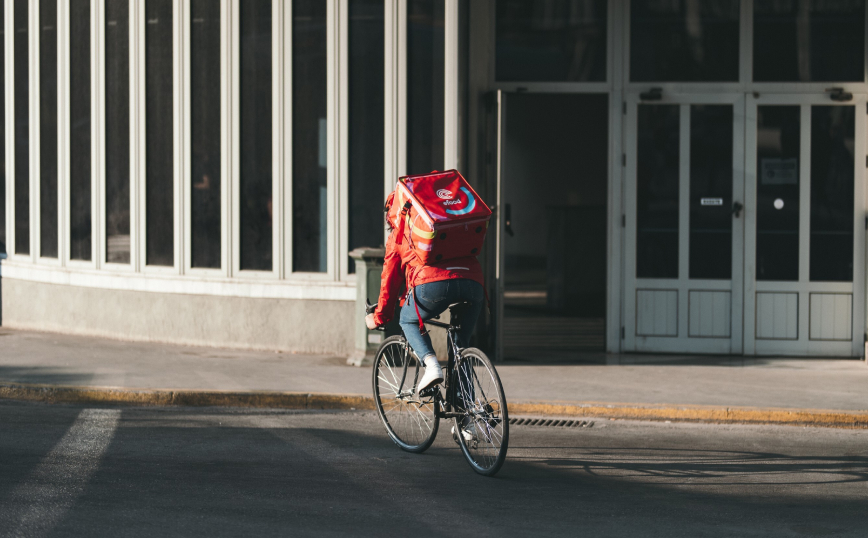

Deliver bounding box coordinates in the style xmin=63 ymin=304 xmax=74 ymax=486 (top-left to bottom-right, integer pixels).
xmin=372 ymin=227 xmax=484 ymax=326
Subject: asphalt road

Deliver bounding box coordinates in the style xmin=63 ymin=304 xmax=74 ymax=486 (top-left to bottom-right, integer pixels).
xmin=0 ymin=401 xmax=866 ymax=537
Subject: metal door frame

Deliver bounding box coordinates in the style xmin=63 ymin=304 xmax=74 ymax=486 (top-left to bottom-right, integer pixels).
xmin=623 ymin=92 xmax=746 ymax=354
xmin=494 ymin=90 xmax=506 ymax=363
xmin=744 ymin=93 xmax=867 ymax=356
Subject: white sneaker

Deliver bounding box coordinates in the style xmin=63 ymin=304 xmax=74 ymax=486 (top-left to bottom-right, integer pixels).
xmin=452 ymin=423 xmax=476 ymax=444
xmin=417 ymin=356 xmax=444 ymax=391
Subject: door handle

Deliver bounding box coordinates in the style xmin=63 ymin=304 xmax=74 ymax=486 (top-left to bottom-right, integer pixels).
xmin=504 ymin=203 xmax=515 ymax=237
xmin=732 ymin=201 xmax=743 ymax=218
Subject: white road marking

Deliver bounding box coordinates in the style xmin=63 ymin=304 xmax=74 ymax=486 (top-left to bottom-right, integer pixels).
xmin=2 ymin=408 xmax=120 ymax=538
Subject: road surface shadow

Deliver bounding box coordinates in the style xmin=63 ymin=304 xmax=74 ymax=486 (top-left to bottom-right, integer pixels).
xmin=0 ymin=365 xmax=97 ymax=386
xmin=1 ymin=405 xmax=865 ymax=537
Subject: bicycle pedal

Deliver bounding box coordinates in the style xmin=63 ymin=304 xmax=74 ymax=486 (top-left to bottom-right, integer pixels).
xmin=419 ymin=386 xmax=439 ymax=398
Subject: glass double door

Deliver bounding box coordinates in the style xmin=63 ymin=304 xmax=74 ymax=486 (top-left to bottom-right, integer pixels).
xmin=624 ymin=94 xmax=745 ymax=354
xmin=624 ymin=93 xmax=866 ymax=356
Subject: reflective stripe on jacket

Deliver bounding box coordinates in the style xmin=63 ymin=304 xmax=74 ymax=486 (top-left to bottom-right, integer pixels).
xmin=372 ymin=227 xmax=484 ymax=326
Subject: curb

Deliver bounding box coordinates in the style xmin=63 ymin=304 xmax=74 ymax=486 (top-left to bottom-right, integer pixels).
xmin=0 ymin=383 xmax=376 ymax=411
xmin=2 ymin=382 xmax=867 ymax=428
xmin=507 ymin=401 xmax=868 ymax=429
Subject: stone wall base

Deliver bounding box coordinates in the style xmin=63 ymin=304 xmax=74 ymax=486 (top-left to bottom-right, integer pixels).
xmin=1 ymin=278 xmax=354 ymax=355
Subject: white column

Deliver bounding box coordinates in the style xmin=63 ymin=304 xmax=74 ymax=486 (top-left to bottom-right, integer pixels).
xmin=382 ymin=0 xmax=401 ymax=245
xmin=3 ymin=0 xmax=11 ymax=258
xmin=443 ymin=0 xmax=458 ymax=170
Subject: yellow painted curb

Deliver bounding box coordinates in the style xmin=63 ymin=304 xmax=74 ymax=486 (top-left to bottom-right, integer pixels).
xmin=508 ymin=401 xmax=868 ymax=429
xmin=2 ymin=382 xmax=867 ymax=428
xmin=0 ymin=383 xmax=376 ymax=411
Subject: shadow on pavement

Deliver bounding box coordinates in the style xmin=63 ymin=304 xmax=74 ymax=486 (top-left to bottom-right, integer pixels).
xmin=519 ymin=445 xmax=868 ymax=486
xmin=0 ymin=365 xmax=97 ymax=387
xmin=0 ymin=405 xmax=862 ymax=537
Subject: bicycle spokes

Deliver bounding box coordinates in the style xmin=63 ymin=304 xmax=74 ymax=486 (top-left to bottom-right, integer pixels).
xmin=373 ymin=337 xmax=440 ymax=453
xmin=453 ymin=352 xmax=507 ymax=474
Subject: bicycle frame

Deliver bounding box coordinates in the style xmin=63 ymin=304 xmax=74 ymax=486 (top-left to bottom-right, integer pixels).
xmin=395 ymin=309 xmax=467 ymax=419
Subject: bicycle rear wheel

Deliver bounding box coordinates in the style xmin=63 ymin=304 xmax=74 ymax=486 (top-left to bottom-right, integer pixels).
xmin=452 ymin=348 xmax=509 ymax=476
xmin=372 ymin=335 xmax=439 ymax=453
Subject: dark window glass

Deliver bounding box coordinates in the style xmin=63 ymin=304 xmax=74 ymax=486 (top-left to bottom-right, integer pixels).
xmin=496 ymin=0 xmax=606 ymax=82
xmin=630 ymin=0 xmax=739 ymax=82
xmin=754 ymin=0 xmax=865 ymax=82
xmin=40 ymin=0 xmax=58 ymax=258
xmin=406 ymin=0 xmax=443 ymax=175
xmin=14 ymin=0 xmax=29 ymax=255
xmin=292 ymin=0 xmax=327 ymax=273
xmin=70 ymin=0 xmax=91 ymax=260
xmin=756 ymin=106 xmax=800 ymax=281
xmin=190 ymin=0 xmax=220 ymax=269
xmin=105 ymin=0 xmax=130 ymax=263
xmin=810 ymin=106 xmax=854 ymax=282
xmin=502 ymin=93 xmax=609 ymax=320
xmin=348 ymin=0 xmax=384 ymax=273
xmin=636 ymin=104 xmax=679 ymax=279
xmin=0 ymin=7 xmax=5 ymax=254
xmin=239 ymin=0 xmax=271 ymax=271
xmin=145 ymin=0 xmax=173 ymax=266
xmin=689 ymin=105 xmax=733 ymax=280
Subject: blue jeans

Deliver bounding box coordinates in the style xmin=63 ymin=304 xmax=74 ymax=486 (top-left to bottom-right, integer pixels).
xmin=399 ymin=279 xmax=484 ymax=360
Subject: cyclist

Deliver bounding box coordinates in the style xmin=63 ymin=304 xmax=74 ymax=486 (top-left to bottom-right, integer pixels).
xmin=365 ymin=192 xmax=485 ymax=393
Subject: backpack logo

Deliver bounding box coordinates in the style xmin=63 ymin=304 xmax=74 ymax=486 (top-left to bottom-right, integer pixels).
xmin=436 ymin=189 xmax=453 ymax=200
xmin=444 ymin=187 xmax=477 ymax=215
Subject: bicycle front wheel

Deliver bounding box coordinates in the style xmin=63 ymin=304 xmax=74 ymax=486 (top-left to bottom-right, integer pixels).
xmin=372 ymin=335 xmax=439 ymax=453
xmin=452 ymin=348 xmax=509 ymax=476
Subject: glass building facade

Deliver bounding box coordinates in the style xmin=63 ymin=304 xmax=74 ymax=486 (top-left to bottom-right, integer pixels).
xmin=1 ymin=0 xmax=866 ymax=358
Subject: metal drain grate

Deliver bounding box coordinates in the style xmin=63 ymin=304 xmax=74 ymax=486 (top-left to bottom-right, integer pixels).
xmin=509 ymin=418 xmax=594 ymax=428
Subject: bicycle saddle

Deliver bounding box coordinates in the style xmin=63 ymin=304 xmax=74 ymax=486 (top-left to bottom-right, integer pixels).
xmin=448 ymin=301 xmax=471 ymax=309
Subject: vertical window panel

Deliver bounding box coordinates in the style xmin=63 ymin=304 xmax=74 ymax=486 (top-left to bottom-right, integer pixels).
xmin=347 ymin=0 xmax=385 ymax=273
xmin=239 ymin=0 xmax=271 ymax=271
xmin=70 ymin=0 xmax=91 ymax=260
xmin=496 ymin=0 xmax=606 ymax=83
xmin=754 ymin=0 xmax=865 ymax=82
xmin=636 ymin=104 xmax=679 ymax=279
xmin=105 ymin=0 xmax=130 ymax=263
xmin=810 ymin=106 xmax=854 ymax=282
xmin=689 ymin=105 xmax=733 ymax=280
xmin=406 ymin=0 xmax=443 ymax=175
xmin=291 ymin=0 xmax=327 ymax=273
xmin=190 ymin=0 xmax=220 ymax=269
xmin=14 ymin=0 xmax=29 ymax=255
xmin=40 ymin=0 xmax=58 ymax=258
xmin=756 ymin=106 xmax=800 ymax=281
xmin=630 ymin=0 xmax=740 ymax=82
xmin=144 ymin=0 xmax=173 ymax=266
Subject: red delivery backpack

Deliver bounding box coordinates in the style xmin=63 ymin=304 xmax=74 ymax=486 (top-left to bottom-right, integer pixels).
xmin=387 ymin=169 xmax=491 ymax=264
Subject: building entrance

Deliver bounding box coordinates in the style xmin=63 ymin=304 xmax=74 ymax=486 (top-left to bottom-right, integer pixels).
xmin=493 ymin=91 xmax=609 ymax=361
xmin=623 ymin=92 xmax=866 ymax=356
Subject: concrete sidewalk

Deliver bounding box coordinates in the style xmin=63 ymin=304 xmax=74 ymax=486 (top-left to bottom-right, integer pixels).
xmin=2 ymin=328 xmax=867 ymax=427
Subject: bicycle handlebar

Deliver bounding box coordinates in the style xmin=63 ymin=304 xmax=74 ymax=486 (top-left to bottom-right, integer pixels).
xmin=364 ymin=299 xmax=387 ymax=331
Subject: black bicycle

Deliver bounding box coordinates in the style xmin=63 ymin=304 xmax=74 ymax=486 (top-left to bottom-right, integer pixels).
xmin=366 ymin=300 xmax=509 ymax=476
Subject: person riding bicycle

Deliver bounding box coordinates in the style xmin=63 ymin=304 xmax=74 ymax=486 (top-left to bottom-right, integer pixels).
xmin=365 ymin=191 xmax=485 ymax=393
